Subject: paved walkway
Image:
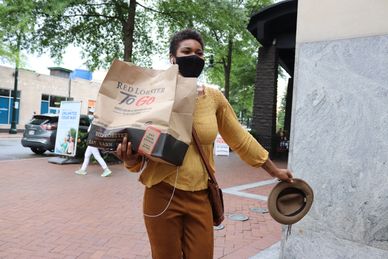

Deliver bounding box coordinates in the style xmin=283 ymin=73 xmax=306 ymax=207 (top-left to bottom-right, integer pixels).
xmin=0 ymin=151 xmax=286 ymax=258
xmin=0 ymin=132 xmax=23 ymax=139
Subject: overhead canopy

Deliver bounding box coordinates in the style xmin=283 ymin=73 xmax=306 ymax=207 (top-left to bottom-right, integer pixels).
xmin=247 ymin=0 xmax=297 ymax=75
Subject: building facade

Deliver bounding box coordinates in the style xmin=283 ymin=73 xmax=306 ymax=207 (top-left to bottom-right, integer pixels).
xmin=0 ymin=65 xmax=101 ymax=131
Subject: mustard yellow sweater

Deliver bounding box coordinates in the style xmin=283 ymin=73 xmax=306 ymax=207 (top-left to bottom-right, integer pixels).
xmin=126 ymin=87 xmax=269 ymax=191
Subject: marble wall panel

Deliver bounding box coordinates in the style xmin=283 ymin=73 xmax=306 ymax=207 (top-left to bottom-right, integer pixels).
xmin=284 ymin=34 xmax=388 ymax=258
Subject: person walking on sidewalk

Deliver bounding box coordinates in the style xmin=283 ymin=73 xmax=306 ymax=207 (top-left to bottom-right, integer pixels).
xmin=116 ymin=29 xmax=293 ymax=259
xmin=75 ymin=146 xmax=112 ymax=177
xmin=75 ymin=125 xmax=112 ymax=177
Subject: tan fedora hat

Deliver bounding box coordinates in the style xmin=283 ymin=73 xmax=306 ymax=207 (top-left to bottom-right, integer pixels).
xmin=267 ymin=178 xmax=314 ymax=225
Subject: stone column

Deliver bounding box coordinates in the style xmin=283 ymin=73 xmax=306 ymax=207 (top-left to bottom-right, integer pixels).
xmin=251 ymin=45 xmax=278 ymax=154
xmin=283 ymin=0 xmax=388 ymax=257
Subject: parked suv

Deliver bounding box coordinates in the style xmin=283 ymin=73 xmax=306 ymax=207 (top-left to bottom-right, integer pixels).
xmin=21 ymin=114 xmax=91 ymax=154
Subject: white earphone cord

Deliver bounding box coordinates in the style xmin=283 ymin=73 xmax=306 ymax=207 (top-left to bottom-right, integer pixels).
xmin=143 ymin=166 xmax=179 ymax=218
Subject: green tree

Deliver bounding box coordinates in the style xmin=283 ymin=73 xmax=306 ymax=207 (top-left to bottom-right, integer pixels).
xmin=0 ymin=0 xmax=38 ymax=132
xmin=0 ymin=0 xmax=36 ymax=66
xmin=154 ymin=0 xmax=272 ymax=115
xmin=276 ymin=90 xmax=287 ymax=131
xmin=32 ymin=0 xmax=155 ymax=70
xmin=1 ymin=0 xmax=273 ymax=121
xmin=155 ymin=0 xmax=235 ymax=99
xmin=227 ymin=49 xmax=257 ymax=123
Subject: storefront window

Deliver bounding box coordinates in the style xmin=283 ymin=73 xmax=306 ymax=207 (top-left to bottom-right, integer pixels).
xmin=42 ymin=94 xmax=49 ymax=101
xmin=50 ymin=96 xmax=67 ymax=108
xmin=0 ymin=88 xmax=20 ymax=124
xmin=0 ymin=89 xmax=10 ymax=97
xmin=41 ymin=94 xmax=70 ymax=114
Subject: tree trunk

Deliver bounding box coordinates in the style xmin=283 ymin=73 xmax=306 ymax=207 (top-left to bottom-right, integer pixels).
xmin=123 ymin=0 xmax=136 ymax=62
xmin=223 ymin=38 xmax=233 ymax=100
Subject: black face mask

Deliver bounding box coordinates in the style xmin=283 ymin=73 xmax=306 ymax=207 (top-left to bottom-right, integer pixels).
xmin=175 ymin=55 xmax=205 ymax=78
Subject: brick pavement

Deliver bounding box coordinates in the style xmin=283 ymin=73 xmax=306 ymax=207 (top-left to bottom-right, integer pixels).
xmin=0 ymin=152 xmax=286 ymax=259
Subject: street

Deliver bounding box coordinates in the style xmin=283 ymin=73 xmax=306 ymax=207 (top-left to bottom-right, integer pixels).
xmin=0 ymin=138 xmax=56 ymax=161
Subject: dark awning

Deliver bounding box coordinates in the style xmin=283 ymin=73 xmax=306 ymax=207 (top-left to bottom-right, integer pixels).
xmin=247 ymin=0 xmax=297 ymax=74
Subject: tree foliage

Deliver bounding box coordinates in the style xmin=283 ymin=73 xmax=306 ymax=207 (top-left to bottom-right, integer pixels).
xmin=154 ymin=0 xmax=273 ymax=120
xmin=0 ymin=0 xmax=37 ymax=66
xmin=0 ymin=0 xmax=275 ymax=123
xmin=32 ymin=0 xmax=155 ymax=70
xmin=276 ymin=90 xmax=287 ymax=131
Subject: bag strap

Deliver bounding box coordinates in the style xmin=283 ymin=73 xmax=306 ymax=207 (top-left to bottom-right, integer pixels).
xmin=192 ymin=127 xmax=218 ymax=185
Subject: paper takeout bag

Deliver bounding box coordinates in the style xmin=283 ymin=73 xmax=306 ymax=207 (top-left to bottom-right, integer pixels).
xmin=87 ymin=59 xmax=197 ymax=166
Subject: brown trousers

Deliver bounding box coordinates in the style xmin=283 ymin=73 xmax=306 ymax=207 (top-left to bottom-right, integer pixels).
xmin=143 ymin=182 xmax=213 ymax=259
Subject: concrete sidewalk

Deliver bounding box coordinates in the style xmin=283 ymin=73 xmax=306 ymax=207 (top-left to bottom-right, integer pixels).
xmin=0 ymin=131 xmax=23 ymax=139
xmin=0 ymin=153 xmax=285 ymax=258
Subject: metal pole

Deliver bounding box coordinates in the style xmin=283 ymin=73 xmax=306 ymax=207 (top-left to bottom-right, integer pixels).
xmin=68 ymin=78 xmax=72 ymax=99
xmin=9 ymin=35 xmax=21 ymax=134
xmin=8 ymin=65 xmax=18 ymax=134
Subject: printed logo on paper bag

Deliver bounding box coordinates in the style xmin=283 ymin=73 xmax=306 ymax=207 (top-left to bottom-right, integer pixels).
xmin=138 ymin=126 xmax=161 ymax=155
xmin=114 ymin=82 xmax=165 ymax=116
xmin=88 ymin=126 xmax=128 ymax=151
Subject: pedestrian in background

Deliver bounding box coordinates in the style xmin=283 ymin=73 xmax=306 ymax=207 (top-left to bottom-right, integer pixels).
xmin=75 ymin=146 xmax=112 ymax=177
xmin=75 ymin=125 xmax=112 ymax=177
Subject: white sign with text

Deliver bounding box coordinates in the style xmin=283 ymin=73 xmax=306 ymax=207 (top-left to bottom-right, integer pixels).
xmin=54 ymin=101 xmax=81 ymax=157
xmin=214 ymin=133 xmax=229 ymax=156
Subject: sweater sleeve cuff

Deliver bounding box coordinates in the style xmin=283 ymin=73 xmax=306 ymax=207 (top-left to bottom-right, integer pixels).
xmin=124 ymin=156 xmax=143 ymax=173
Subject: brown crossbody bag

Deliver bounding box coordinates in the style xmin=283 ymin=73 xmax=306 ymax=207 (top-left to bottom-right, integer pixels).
xmin=192 ymin=128 xmax=225 ymax=226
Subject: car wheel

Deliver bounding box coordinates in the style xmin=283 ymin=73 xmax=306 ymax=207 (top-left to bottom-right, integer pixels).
xmin=31 ymin=147 xmax=46 ymax=155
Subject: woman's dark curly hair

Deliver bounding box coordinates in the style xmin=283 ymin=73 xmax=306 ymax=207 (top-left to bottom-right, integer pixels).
xmin=169 ymin=29 xmax=204 ymax=56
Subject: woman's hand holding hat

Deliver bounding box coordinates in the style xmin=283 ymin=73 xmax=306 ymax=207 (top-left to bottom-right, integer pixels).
xmin=273 ymin=168 xmax=294 ymax=183
xmin=262 ymin=158 xmax=293 ymax=183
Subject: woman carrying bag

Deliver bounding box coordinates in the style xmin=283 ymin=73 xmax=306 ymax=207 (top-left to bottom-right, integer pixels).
xmin=116 ymin=29 xmax=293 ymax=259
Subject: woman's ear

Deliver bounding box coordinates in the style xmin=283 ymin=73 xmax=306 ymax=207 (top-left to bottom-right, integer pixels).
xmin=170 ymin=55 xmax=176 ymax=64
